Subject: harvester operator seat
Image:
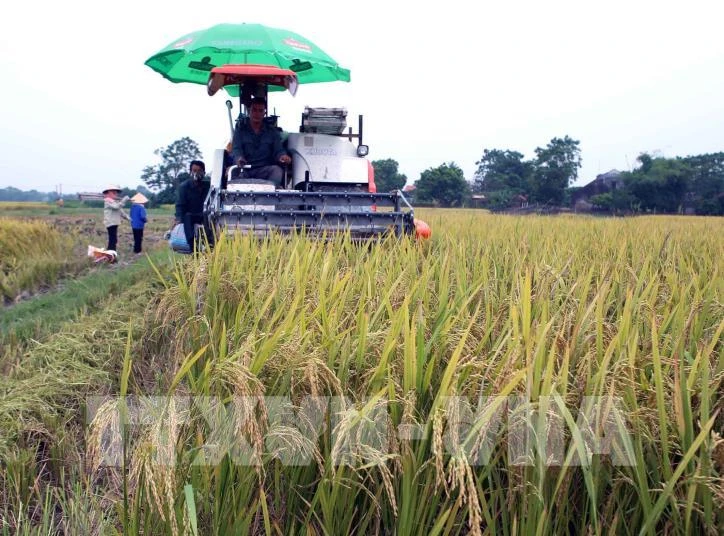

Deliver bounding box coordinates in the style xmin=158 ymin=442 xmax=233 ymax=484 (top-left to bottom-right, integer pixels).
xmin=228 ymin=111 xmax=288 ymax=188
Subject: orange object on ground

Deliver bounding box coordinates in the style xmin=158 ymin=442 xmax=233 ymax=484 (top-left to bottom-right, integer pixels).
xmin=87 ymin=245 xmax=118 ymax=263
xmin=414 ymin=219 xmax=431 ymax=239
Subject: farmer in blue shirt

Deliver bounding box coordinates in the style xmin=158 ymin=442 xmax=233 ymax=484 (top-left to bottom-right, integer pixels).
xmin=130 ymin=193 xmax=148 ymax=254
xmin=232 ymin=97 xmax=291 ymax=186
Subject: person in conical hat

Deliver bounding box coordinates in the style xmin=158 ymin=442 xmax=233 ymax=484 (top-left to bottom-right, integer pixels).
xmin=130 ymin=193 xmax=149 ymax=254
xmin=102 ymin=185 xmax=130 ymax=252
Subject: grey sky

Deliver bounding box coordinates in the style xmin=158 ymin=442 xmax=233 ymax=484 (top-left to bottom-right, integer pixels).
xmin=1 ymin=0 xmax=723 ymax=193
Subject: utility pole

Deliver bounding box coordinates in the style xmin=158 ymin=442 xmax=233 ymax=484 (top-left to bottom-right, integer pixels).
xmin=55 ymin=184 xmax=64 ymax=207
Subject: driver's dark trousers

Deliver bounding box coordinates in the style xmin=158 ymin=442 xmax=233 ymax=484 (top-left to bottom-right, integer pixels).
xmin=242 ymin=165 xmax=284 ymax=187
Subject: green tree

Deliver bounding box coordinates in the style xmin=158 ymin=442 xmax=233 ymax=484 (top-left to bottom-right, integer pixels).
xmin=473 ymin=149 xmax=532 ymax=194
xmin=141 ymin=137 xmax=203 ymax=197
xmin=372 ymin=159 xmax=407 ymax=192
xmin=684 ymin=152 xmax=724 ymax=215
xmin=485 ymin=189 xmax=520 ymax=211
xmin=623 ymin=154 xmax=691 ymax=212
xmin=414 ymin=162 xmax=469 ymax=207
xmin=589 ymin=189 xmax=635 ymax=213
xmin=637 ymin=153 xmax=654 ymax=173
xmin=530 ymin=136 xmax=582 ymax=205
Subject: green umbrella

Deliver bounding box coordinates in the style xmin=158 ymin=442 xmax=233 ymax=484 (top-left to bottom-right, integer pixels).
xmin=144 ymin=23 xmax=350 ymax=88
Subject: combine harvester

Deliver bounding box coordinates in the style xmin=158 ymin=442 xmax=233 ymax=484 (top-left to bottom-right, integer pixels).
xmin=145 ymin=23 xmax=430 ymax=243
xmin=203 ymin=65 xmax=431 ymax=241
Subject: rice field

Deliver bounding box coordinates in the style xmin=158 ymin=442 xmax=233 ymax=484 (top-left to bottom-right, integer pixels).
xmin=0 ymin=218 xmax=81 ymax=303
xmin=0 ymin=204 xmax=175 ymax=304
xmin=1 ymin=210 xmax=723 ymax=535
xmin=0 ymin=202 xmax=52 ymax=211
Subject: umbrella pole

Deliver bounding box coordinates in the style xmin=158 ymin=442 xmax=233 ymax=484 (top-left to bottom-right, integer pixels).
xmin=225 ymin=100 xmax=234 ymax=139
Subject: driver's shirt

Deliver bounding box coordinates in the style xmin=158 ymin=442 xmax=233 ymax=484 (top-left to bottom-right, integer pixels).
xmin=232 ymin=121 xmax=285 ymax=167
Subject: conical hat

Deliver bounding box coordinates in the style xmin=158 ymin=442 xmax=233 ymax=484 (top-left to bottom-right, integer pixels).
xmin=102 ymin=184 xmax=122 ymax=194
xmin=131 ymin=193 xmax=149 ymax=204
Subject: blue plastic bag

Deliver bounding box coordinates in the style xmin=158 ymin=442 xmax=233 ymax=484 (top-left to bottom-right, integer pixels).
xmin=169 ymin=223 xmax=191 ymax=254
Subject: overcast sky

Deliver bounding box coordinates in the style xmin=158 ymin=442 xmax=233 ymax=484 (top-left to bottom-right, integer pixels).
xmin=1 ymin=0 xmax=723 ymax=193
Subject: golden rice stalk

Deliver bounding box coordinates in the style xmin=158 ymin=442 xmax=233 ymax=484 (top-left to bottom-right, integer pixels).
xmin=86 ymin=399 xmax=122 ymax=474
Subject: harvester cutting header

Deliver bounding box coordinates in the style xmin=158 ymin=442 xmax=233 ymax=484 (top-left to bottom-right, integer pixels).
xmin=145 ymin=23 xmax=430 ymax=241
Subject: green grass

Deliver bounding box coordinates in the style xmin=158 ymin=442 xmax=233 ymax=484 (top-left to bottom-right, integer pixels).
xmin=0 ymin=250 xmax=174 ymax=348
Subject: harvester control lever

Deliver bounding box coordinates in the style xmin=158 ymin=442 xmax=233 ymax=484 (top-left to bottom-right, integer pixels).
xmin=226 ymin=164 xmax=254 ymax=182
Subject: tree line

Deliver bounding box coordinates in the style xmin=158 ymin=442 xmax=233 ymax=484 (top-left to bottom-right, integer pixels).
xmin=375 ymin=140 xmax=723 ymax=215
xmin=0 ymin=187 xmax=56 ymax=202
xmin=470 ymin=136 xmax=582 ymax=209
xmin=585 ymin=152 xmax=724 ymax=215
xmin=374 ymin=136 xmax=583 ymax=210
xmin=134 ymin=136 xmax=585 ymax=210
xmin=10 ymin=135 xmax=719 ymax=216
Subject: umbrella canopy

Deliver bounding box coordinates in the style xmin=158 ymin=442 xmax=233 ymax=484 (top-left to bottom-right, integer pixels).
xmin=144 ymin=23 xmax=350 ymax=88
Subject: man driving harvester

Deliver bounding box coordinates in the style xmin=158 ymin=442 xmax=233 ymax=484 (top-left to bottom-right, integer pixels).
xmin=231 ymin=97 xmax=292 ymax=187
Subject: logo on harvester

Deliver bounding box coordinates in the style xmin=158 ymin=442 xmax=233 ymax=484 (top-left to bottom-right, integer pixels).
xmin=172 ymin=38 xmax=194 ymax=48
xmin=307 ymin=148 xmax=337 ymax=156
xmin=283 ymin=38 xmax=312 ymax=53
